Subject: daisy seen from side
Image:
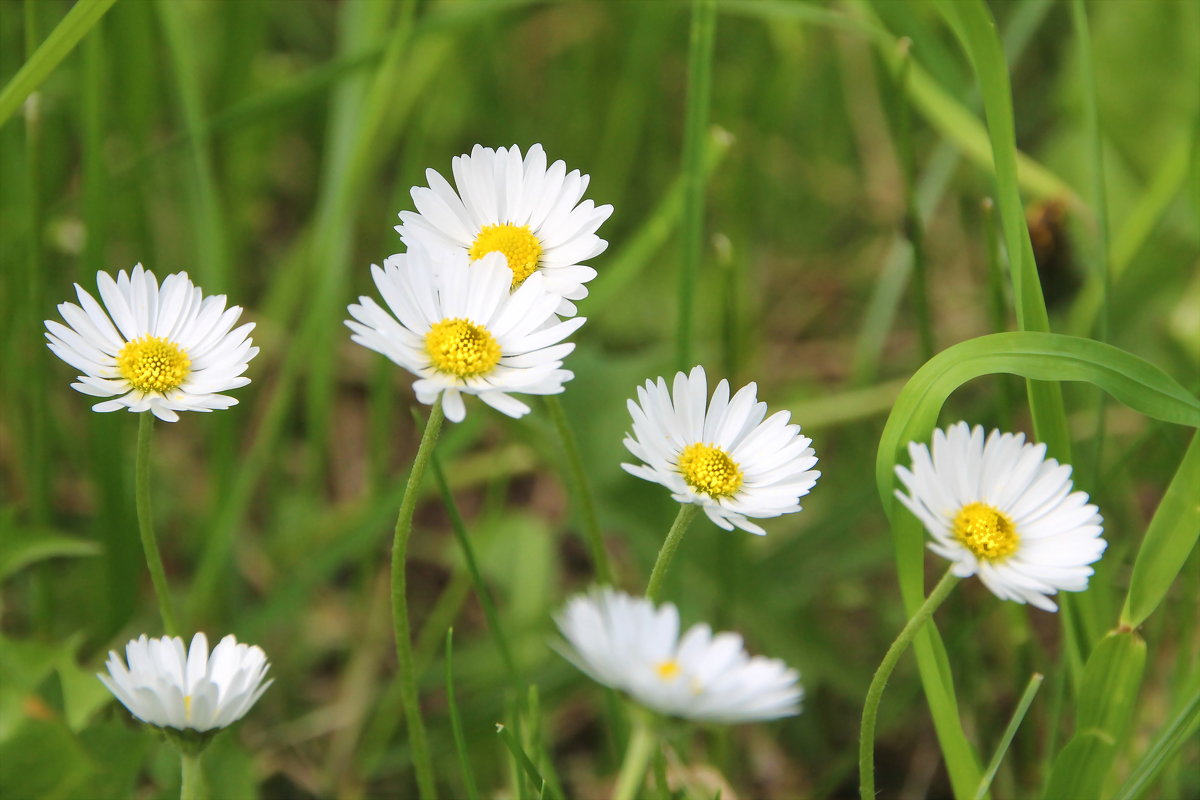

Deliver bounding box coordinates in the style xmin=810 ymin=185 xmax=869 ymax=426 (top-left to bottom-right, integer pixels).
xmin=45 ymin=264 xmax=258 ymax=423
xmin=894 ymin=421 xmax=1106 ymax=611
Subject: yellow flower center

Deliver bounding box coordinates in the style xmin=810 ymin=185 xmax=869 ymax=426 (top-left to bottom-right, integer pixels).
xmin=116 ymin=335 xmax=191 ymax=394
xmin=677 ymin=442 xmax=743 ymax=498
xmin=424 ymin=318 xmax=502 ymax=378
xmin=469 ymin=223 xmax=543 ymax=288
xmin=953 ymin=502 xmax=1019 ymax=562
xmin=655 ymin=660 xmax=681 ymax=681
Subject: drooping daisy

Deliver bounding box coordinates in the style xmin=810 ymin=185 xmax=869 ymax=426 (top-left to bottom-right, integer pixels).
xmin=395 ymin=143 xmax=613 ymax=316
xmin=555 ymin=588 xmax=802 ymax=724
xmin=621 ymin=366 xmax=821 ymax=535
xmin=894 ymin=422 xmax=1106 ymax=612
xmin=345 ymin=246 xmax=584 ymax=422
xmin=98 ymin=633 xmax=272 ymax=732
xmin=45 ymin=264 xmax=258 ymax=423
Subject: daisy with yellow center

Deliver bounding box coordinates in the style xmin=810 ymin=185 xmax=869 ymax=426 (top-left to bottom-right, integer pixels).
xmin=345 ymin=247 xmax=585 ymax=422
xmin=555 ymin=588 xmax=802 ymax=724
xmin=395 ymin=143 xmax=613 ymax=316
xmin=45 ymin=264 xmax=258 ymax=422
xmin=622 ymin=366 xmax=821 ymax=535
xmin=895 ymin=422 xmax=1106 ymax=611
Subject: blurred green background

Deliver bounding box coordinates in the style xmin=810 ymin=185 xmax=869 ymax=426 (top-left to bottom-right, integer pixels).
xmin=1 ymin=0 xmax=1197 ymax=797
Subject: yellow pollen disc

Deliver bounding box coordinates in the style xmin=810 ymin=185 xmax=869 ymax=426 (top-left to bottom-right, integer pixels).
xmin=116 ymin=335 xmax=191 ymax=394
xmin=655 ymin=660 xmax=682 ymax=681
xmin=677 ymin=442 xmax=744 ymax=498
xmin=424 ymin=318 xmax=502 ymax=378
xmin=469 ymin=223 xmax=543 ymax=288
xmin=953 ymin=502 xmax=1019 ymax=562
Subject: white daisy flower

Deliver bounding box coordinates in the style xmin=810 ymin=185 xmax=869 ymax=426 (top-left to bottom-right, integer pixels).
xmin=621 ymin=366 xmax=821 ymax=535
xmin=98 ymin=633 xmax=272 ymax=732
xmin=555 ymin=588 xmax=802 ymax=724
xmin=44 ymin=264 xmax=258 ymax=423
xmin=395 ymin=143 xmax=613 ymax=316
xmin=345 ymin=246 xmax=584 ymax=423
xmin=894 ymin=421 xmax=1107 ymax=612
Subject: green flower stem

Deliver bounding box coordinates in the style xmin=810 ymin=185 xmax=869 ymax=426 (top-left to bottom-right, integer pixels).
xmin=135 ymin=413 xmax=179 ymax=635
xmin=392 ymin=398 xmax=445 ymax=800
xmin=645 ymin=504 xmax=700 ymax=602
xmin=180 ymin=752 xmax=204 ymax=800
xmin=543 ymin=395 xmax=613 ymax=584
xmin=859 ymin=568 xmax=959 ymax=800
xmin=612 ymin=710 xmax=657 ymax=800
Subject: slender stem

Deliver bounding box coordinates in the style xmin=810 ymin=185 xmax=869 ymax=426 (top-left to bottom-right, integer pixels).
xmin=180 ymin=752 xmax=204 ymax=800
xmin=612 ymin=712 xmax=657 ymax=800
xmin=645 ymin=504 xmax=700 ymax=602
xmin=675 ymin=0 xmax=717 ymax=371
xmin=974 ymin=672 xmax=1044 ymax=800
xmin=135 ymin=413 xmax=179 ymax=635
xmin=392 ymin=398 xmax=445 ymax=800
xmin=543 ymin=396 xmax=613 ymax=584
xmin=859 ymin=568 xmax=959 ymax=800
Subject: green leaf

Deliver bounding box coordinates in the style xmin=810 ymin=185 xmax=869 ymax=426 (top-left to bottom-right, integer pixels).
xmin=1042 ymin=632 xmax=1146 ymax=799
xmin=0 ymin=522 xmax=100 ymax=583
xmin=1120 ymin=433 xmax=1200 ymax=627
xmin=0 ymin=0 xmax=120 ymax=127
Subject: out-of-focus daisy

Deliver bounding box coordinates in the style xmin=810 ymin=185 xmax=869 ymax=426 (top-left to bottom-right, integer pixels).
xmin=621 ymin=366 xmax=820 ymax=535
xmin=44 ymin=264 xmax=258 ymax=423
xmin=98 ymin=633 xmax=272 ymax=732
xmin=345 ymin=247 xmax=584 ymax=422
xmin=395 ymin=143 xmax=612 ymax=316
xmin=895 ymin=421 xmax=1106 ymax=611
xmin=555 ymin=588 xmax=802 ymax=723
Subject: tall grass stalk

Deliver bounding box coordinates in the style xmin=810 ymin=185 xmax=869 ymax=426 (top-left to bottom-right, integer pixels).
xmin=973 ymin=673 xmax=1044 ymax=800
xmin=135 ymin=415 xmax=179 ymax=635
xmin=544 ymin=395 xmax=613 ymax=584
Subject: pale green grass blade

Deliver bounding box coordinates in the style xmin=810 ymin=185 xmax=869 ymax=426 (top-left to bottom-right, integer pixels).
xmin=445 ymin=630 xmax=481 ymax=800
xmin=1120 ymin=433 xmax=1200 ymax=628
xmin=1111 ymin=686 xmax=1200 ymax=800
xmin=496 ymin=723 xmax=564 ymax=800
xmin=0 ymin=0 xmax=118 ymax=127
xmin=974 ymin=673 xmax=1043 ymax=800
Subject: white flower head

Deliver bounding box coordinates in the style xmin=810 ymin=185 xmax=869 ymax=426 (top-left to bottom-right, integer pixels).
xmin=98 ymin=633 xmax=272 ymax=732
xmin=45 ymin=264 xmax=258 ymax=422
xmin=345 ymin=246 xmax=584 ymax=422
xmin=895 ymin=421 xmax=1107 ymax=612
xmin=555 ymin=588 xmax=802 ymax=724
xmin=622 ymin=366 xmax=821 ymax=535
xmin=395 ymin=143 xmax=613 ymax=316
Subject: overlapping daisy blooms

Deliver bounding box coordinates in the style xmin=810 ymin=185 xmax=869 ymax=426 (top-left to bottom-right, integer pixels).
xmin=44 ymin=264 xmax=258 ymax=422
xmin=556 ymin=588 xmax=802 ymax=723
xmin=395 ymin=143 xmax=613 ymax=316
xmin=622 ymin=365 xmax=821 ymax=534
xmin=98 ymin=633 xmax=272 ymax=733
xmin=345 ymin=246 xmax=584 ymax=422
xmin=895 ymin=421 xmax=1107 ymax=611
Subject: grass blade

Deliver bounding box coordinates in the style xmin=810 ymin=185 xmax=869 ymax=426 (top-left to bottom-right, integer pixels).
xmin=1110 ymin=687 xmax=1200 ymax=800
xmin=445 ymin=630 xmax=481 ymax=800
xmin=974 ymin=673 xmax=1043 ymax=800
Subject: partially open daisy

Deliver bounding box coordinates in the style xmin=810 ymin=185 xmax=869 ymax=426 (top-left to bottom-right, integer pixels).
xmin=99 ymin=632 xmax=272 ymax=733
xmin=345 ymin=247 xmax=584 ymax=422
xmin=395 ymin=143 xmax=613 ymax=316
xmin=895 ymin=422 xmax=1106 ymax=611
xmin=621 ymin=366 xmax=820 ymax=535
xmin=555 ymin=588 xmax=802 ymax=723
xmin=45 ymin=264 xmax=258 ymax=423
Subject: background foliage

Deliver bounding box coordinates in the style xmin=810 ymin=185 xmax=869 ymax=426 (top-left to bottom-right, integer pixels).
xmin=1 ymin=0 xmax=1197 ymax=798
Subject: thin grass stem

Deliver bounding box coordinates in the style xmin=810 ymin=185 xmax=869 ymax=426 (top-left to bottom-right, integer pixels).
xmin=445 ymin=630 xmax=481 ymax=800
xmin=135 ymin=414 xmax=179 ymax=635
xmin=544 ymin=395 xmax=613 ymax=584
xmin=391 ymin=398 xmax=445 ymax=800
xmin=973 ymin=672 xmax=1043 ymax=800
xmin=859 ymin=568 xmax=959 ymax=800
xmin=645 ymin=504 xmax=701 ymax=602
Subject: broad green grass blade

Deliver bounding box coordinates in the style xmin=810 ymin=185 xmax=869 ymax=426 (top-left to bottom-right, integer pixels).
xmin=0 ymin=0 xmax=119 ymax=127
xmin=1110 ymin=686 xmax=1200 ymax=800
xmin=1120 ymin=432 xmax=1200 ymax=628
xmin=0 ymin=526 xmax=100 ymax=582
xmin=1042 ymin=632 xmax=1146 ymax=799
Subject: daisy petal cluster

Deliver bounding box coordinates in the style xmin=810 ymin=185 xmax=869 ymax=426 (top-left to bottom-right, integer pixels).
xmin=98 ymin=633 xmax=272 ymax=732
xmin=346 ymin=247 xmax=584 ymax=422
xmin=895 ymin=421 xmax=1106 ymax=611
xmin=396 ymin=143 xmax=613 ymax=316
xmin=622 ymin=365 xmax=820 ymax=534
xmin=556 ymin=588 xmax=802 ymax=724
xmin=45 ymin=264 xmax=258 ymax=422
